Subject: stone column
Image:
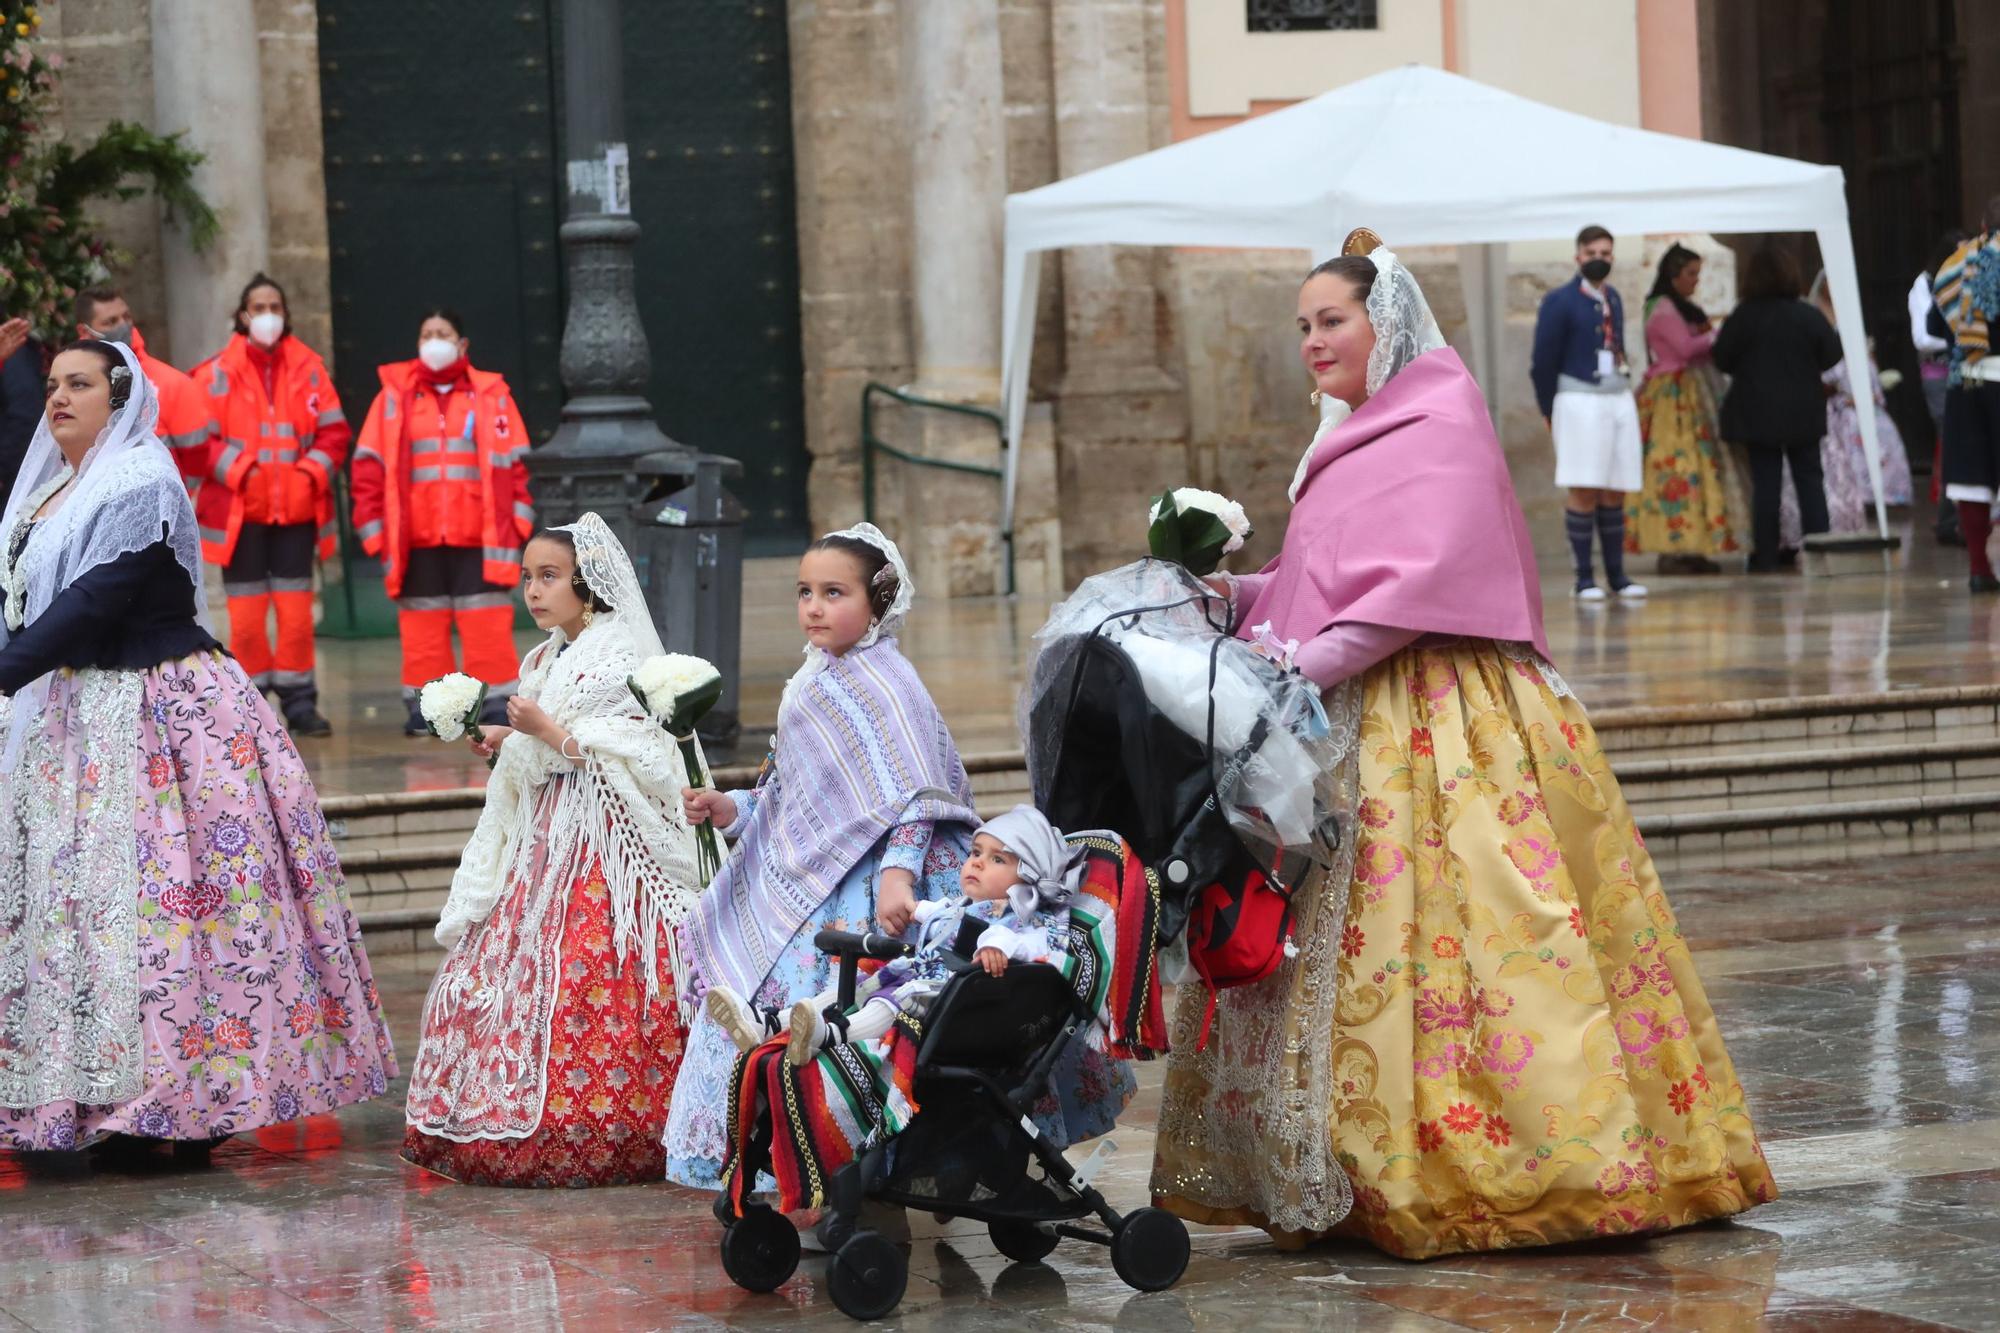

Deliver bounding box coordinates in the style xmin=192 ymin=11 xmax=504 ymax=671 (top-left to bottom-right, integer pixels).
xmin=1049 ymin=0 xmax=1186 ymax=584
xmin=880 ymin=0 xmax=1013 ymax=595
xmin=900 ymin=0 xmax=1008 ymax=399
xmin=255 ymin=0 xmax=335 ymax=365
xmin=153 ymin=0 xmax=270 ymax=367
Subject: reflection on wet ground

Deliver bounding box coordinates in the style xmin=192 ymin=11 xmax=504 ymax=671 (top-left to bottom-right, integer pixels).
xmin=5 ymin=848 xmax=1998 ymax=1329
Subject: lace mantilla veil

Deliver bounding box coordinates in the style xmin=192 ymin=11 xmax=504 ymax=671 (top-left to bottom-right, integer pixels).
xmin=0 ymin=340 xmax=210 ymax=769
xmin=1287 ymin=229 xmax=1449 ymax=504
xmin=775 ymin=521 xmax=914 ymax=726
xmin=553 ymin=511 xmax=665 ymax=662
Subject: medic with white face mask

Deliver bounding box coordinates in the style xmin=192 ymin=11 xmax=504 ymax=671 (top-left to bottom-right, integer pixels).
xmin=349 ymin=307 xmax=535 ymax=735
xmin=188 ymin=271 xmax=350 ymax=736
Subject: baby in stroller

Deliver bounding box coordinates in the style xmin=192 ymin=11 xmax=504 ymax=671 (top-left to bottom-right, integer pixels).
xmin=704 ymin=805 xmax=1084 ymax=1067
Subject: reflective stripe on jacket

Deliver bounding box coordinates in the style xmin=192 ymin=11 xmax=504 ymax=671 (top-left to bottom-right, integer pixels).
xmin=349 ymin=359 xmax=534 ymax=600
xmin=189 ymin=333 xmax=349 ymax=565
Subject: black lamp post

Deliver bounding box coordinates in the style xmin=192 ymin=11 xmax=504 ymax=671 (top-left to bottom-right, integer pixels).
xmin=528 ymin=0 xmax=745 ymax=745
xmin=532 ymin=0 xmax=681 ymax=486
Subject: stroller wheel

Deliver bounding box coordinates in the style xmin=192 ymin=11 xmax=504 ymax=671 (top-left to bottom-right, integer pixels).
xmin=989 ymin=1219 xmax=1060 ymax=1264
xmin=720 ymin=1206 xmax=801 ymax=1293
xmin=828 ymin=1230 xmax=907 ymax=1321
xmin=1110 ymin=1207 xmax=1190 ymax=1293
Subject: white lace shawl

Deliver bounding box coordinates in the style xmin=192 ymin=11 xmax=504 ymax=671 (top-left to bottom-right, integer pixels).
xmin=437 ymin=616 xmax=701 ymax=1005
xmin=1289 ymin=246 xmax=1450 ymax=504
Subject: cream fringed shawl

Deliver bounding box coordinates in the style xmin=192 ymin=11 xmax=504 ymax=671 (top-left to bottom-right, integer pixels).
xmin=436 ymin=617 xmax=702 ymax=1005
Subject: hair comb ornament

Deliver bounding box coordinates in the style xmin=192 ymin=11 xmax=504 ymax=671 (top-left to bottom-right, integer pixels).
xmin=108 ymin=364 xmax=133 ymax=411
xmin=1342 ymin=227 xmax=1384 ymax=257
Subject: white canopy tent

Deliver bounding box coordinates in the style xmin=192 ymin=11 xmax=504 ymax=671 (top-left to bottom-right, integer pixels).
xmin=1000 ymin=64 xmax=1891 ymax=574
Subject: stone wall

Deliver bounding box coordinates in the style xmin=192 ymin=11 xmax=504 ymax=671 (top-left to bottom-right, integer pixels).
xmin=256 ymin=0 xmax=333 ymax=366
xmin=783 ymin=11 xmax=1739 ymax=592
xmin=40 ymin=0 xmax=331 ymax=371
xmin=1164 ymin=237 xmax=1738 ymax=575
xmin=787 ymin=0 xmax=913 ymax=529
xmin=39 ymin=0 xmax=169 ymax=351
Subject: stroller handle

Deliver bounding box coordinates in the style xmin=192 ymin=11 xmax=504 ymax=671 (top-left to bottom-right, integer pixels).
xmin=813 ymin=928 xmax=912 ymax=961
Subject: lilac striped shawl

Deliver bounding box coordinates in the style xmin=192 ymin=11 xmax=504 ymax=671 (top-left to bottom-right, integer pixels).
xmin=680 ymin=639 xmax=977 ymax=999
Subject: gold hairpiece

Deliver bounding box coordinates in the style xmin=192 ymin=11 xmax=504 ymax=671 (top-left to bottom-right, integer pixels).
xmin=1342 ymin=227 xmax=1384 ymax=257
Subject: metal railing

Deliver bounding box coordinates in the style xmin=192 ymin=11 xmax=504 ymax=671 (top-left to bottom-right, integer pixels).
xmin=860 ymin=381 xmax=1013 ymax=595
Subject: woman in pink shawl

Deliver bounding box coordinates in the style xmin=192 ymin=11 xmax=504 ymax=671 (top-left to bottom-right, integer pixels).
xmin=1151 ymin=231 xmax=1774 ymax=1260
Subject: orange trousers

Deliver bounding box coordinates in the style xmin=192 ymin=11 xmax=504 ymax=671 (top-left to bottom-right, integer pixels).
xmin=398 ymin=546 xmax=520 ymax=712
xmin=223 ymin=521 xmax=319 ymax=715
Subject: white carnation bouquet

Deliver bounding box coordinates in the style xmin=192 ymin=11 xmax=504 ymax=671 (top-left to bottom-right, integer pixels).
xmin=630 ymin=653 xmax=725 ymax=881
xmin=419 ymin=672 xmax=488 ymax=746
xmin=1147 ymin=486 xmax=1251 ymax=577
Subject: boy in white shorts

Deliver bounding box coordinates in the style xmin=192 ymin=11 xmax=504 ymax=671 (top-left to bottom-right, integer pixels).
xmin=1531 ymin=224 xmax=1648 ymax=602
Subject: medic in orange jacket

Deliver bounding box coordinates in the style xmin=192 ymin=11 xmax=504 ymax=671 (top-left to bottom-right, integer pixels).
xmin=71 ymin=286 xmax=208 ymax=471
xmin=349 ymin=308 xmax=534 ymax=734
xmin=189 ymin=273 xmax=349 ymax=737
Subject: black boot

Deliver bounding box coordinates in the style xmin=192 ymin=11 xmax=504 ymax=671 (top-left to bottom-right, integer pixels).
xmin=1937 ymin=502 xmax=1966 ymax=547
xmin=287 ymin=709 xmax=333 ymax=739
xmin=276 ymin=681 xmax=332 ymax=738
xmin=477 ymin=692 xmax=512 ymax=729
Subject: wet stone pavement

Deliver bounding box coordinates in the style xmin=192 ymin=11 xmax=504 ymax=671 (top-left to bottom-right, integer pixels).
xmin=5 ymin=848 xmax=2000 ymax=1330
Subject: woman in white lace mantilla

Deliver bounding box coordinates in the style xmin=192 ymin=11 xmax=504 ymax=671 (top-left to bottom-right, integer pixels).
xmin=0 ymin=340 xmax=395 ymax=1158
xmin=402 ymin=513 xmax=705 ymax=1187
xmin=1151 ymin=234 xmax=1774 ymax=1258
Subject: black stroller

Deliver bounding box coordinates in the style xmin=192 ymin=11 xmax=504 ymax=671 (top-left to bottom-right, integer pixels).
xmin=712 ymin=560 xmax=1342 ymax=1320
xmin=1020 ymin=559 xmax=1348 ymax=995
xmin=713 ymin=835 xmax=1187 ymax=1321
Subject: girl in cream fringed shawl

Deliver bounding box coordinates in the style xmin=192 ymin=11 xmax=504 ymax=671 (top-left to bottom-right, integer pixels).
xmin=403 ymin=513 xmax=703 ymax=1188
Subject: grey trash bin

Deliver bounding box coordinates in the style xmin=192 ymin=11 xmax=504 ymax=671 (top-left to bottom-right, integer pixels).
xmin=628 ymin=449 xmax=745 ymax=749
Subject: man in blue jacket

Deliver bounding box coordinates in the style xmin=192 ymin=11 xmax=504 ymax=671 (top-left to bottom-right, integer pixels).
xmin=0 ymin=320 xmax=40 ymax=501
xmin=1531 ymin=225 xmax=1647 ymax=601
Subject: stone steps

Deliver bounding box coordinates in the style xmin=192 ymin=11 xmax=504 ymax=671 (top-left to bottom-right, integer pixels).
xmin=1590 ymin=683 xmax=2000 ymax=762
xmin=1614 ymin=737 xmax=2000 ymax=813
xmin=335 ymin=683 xmax=2000 ymax=953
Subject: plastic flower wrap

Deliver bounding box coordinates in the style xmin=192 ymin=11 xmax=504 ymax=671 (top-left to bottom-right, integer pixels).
xmin=1147 ymin=487 xmax=1251 ymax=577
xmin=630 ymin=653 xmax=724 ymax=882
xmin=419 ymin=672 xmax=486 ymax=744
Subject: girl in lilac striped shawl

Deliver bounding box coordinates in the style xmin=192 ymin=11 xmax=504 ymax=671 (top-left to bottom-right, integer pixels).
xmin=663 ymin=525 xmax=1134 ymax=1188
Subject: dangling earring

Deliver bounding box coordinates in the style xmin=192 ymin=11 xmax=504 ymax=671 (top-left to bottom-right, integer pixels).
xmin=1309 ymin=389 xmax=1323 ymax=407
xmin=581 ymin=603 xmax=595 ymax=629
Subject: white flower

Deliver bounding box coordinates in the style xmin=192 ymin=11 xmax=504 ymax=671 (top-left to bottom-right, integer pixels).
xmin=1151 ymin=486 xmax=1251 ymax=554
xmin=630 ymin=653 xmax=721 ymax=718
xmin=419 ymin=672 xmax=484 ymax=742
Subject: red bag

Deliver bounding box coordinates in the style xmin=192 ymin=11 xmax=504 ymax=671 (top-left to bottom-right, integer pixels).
xmin=1180 ymin=861 xmax=1298 ymax=1049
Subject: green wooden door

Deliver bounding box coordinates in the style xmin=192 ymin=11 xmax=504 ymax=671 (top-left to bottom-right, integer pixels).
xmin=318 ymin=0 xmax=809 ymax=589
xmin=605 ymin=3 xmax=809 ymax=553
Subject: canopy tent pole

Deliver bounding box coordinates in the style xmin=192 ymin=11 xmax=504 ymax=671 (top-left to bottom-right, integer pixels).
xmin=1815 ymin=222 xmax=1892 ymax=539
xmin=999 ymin=241 xmax=1043 ymax=592
xmin=1456 ymin=243 xmax=1508 ymax=425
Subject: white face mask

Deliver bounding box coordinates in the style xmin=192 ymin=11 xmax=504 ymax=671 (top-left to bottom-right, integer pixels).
xmin=418 ymin=337 xmax=461 ymax=372
xmin=247 ymin=311 xmax=285 ymax=347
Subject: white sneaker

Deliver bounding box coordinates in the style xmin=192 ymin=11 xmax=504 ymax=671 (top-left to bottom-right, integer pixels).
xmin=705 ymin=986 xmax=770 ymax=1054
xmin=1573 ymin=584 xmax=1608 ymax=602
xmin=786 ymin=999 xmax=828 ymax=1067
xmin=1613 ymin=582 xmax=1649 ymax=599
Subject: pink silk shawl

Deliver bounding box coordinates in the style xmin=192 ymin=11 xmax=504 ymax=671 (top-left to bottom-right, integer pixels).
xmin=1239 ymin=347 xmax=1551 ymax=660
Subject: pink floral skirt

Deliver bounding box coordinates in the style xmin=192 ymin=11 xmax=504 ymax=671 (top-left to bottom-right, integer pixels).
xmin=0 ymin=651 xmax=397 ymax=1150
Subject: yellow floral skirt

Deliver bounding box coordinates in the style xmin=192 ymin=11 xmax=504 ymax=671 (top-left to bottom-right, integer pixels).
xmin=1626 ymin=367 xmax=1743 ymax=557
xmin=1152 ymin=637 xmax=1776 ymax=1259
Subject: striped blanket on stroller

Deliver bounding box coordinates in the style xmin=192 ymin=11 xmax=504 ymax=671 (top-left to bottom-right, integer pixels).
xmin=720 ymin=833 xmax=1167 ymax=1216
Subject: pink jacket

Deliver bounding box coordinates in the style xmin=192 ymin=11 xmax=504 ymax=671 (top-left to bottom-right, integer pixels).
xmin=1233 ymin=348 xmax=1549 ymax=688
xmin=1643 ymin=300 xmax=1718 ymax=380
